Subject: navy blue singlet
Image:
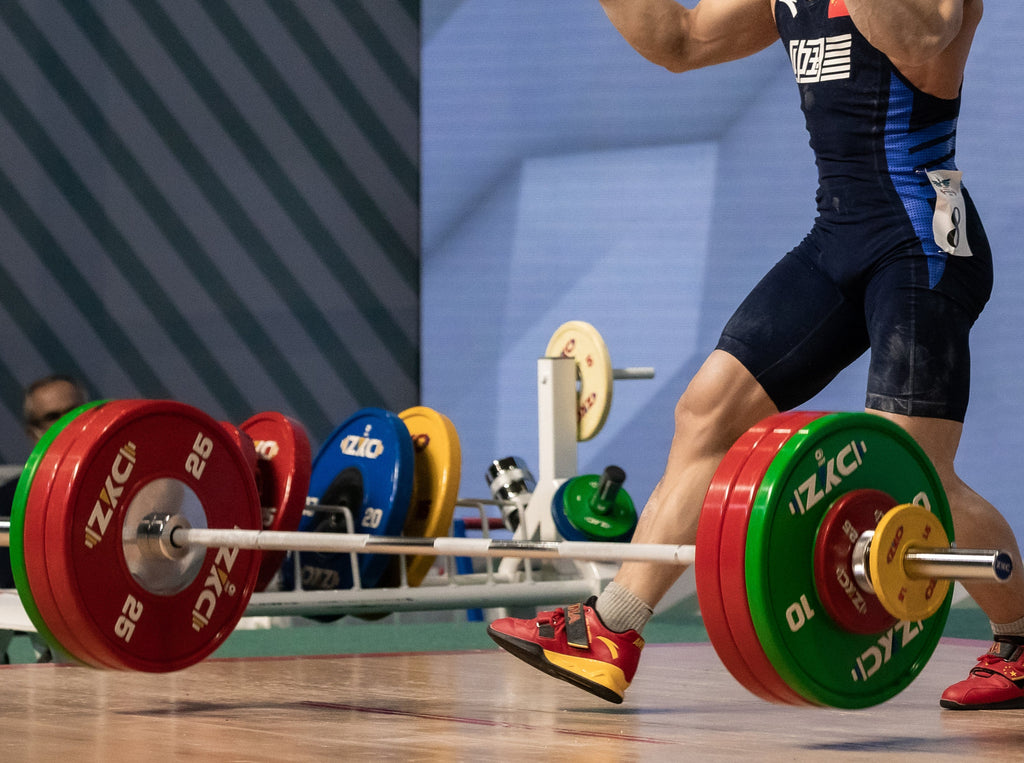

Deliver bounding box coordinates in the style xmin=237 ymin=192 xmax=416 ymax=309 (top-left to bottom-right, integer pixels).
xmin=716 ymin=0 xmax=992 ymax=421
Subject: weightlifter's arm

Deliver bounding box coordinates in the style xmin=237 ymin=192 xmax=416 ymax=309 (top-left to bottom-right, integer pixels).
xmin=598 ymin=0 xmax=778 ymax=73
xmin=844 ymin=0 xmax=977 ymax=99
xmin=844 ymin=0 xmax=966 ymax=65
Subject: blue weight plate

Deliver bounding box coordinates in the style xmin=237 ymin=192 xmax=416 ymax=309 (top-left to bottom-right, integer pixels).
xmin=284 ymin=408 xmax=414 ymax=591
xmin=550 ymin=480 xmax=588 ymax=542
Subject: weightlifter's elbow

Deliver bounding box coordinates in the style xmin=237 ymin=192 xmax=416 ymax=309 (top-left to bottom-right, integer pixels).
xmin=633 ymin=32 xmax=728 ymax=73
xmin=599 ymin=1 xmax=697 ymax=72
xmin=645 ymin=50 xmax=692 ymax=74
xmin=877 ymin=6 xmax=966 ymax=66
xmin=624 ymin=30 xmax=695 ymax=72
xmin=888 ymin=29 xmax=957 ymax=66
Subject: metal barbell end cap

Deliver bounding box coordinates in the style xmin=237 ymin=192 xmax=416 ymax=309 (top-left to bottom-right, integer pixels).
xmin=137 ymin=512 xmax=193 ymax=561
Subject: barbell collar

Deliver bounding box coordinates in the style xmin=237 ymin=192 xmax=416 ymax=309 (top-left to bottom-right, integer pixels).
xmin=851 ymin=529 xmax=875 ymax=593
xmin=137 ymin=512 xmax=191 ymax=562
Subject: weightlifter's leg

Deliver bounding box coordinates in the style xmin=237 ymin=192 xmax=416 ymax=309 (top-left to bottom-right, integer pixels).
xmin=487 ymin=350 xmax=777 ymax=703
xmin=883 ymin=412 xmax=1024 ymax=710
xmin=598 ymin=351 xmax=777 ymax=623
xmin=878 ymin=412 xmax=1024 ymax=622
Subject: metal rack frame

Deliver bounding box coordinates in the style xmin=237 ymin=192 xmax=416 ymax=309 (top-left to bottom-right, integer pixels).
xmin=246 ymin=357 xmax=635 ymax=619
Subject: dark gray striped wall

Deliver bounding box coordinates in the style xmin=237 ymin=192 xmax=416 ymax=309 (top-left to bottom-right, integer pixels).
xmin=0 ymin=0 xmax=420 ymax=462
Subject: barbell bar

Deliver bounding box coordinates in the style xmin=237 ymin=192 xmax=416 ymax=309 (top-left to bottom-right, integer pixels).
xmin=138 ymin=508 xmax=1009 ymax=582
xmin=6 ymin=506 xmax=1008 ymax=601
xmin=0 ymin=511 xmax=1010 ymax=581
xmin=611 ymin=367 xmax=655 ymax=380
xmin=4 ymin=505 xmax=1010 ymax=627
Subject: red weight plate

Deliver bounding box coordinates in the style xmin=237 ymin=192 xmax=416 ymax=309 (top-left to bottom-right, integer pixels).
xmin=23 ymin=402 xmax=146 ymax=668
xmin=696 ymin=412 xmax=803 ymax=704
xmin=219 ymin=421 xmax=259 ymax=480
xmin=703 ymin=412 xmax=823 ymax=705
xmin=718 ymin=412 xmax=826 ymax=706
xmin=240 ymin=412 xmax=312 ymax=591
xmin=43 ymin=400 xmax=262 ymax=672
xmin=43 ymin=400 xmax=261 ymax=671
xmin=813 ymin=489 xmax=898 ymax=634
xmin=29 ymin=402 xmax=165 ymax=669
xmin=19 ymin=403 xmax=117 ymax=667
xmin=695 ymin=418 xmax=772 ymax=700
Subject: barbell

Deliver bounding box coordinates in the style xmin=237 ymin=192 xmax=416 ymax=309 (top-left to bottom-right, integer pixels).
xmin=3 ymin=398 xmax=1013 ymax=708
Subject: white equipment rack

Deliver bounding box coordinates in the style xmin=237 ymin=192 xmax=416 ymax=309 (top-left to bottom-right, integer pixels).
xmin=245 ymin=357 xmax=650 ymax=619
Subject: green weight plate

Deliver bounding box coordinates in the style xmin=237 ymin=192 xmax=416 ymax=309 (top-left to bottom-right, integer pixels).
xmin=745 ymin=412 xmax=953 ymax=708
xmin=561 ymin=474 xmax=636 ymax=541
xmin=10 ymin=400 xmax=107 ymax=665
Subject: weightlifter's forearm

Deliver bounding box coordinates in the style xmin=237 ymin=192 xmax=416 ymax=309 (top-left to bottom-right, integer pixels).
xmin=844 ymin=0 xmax=965 ymax=63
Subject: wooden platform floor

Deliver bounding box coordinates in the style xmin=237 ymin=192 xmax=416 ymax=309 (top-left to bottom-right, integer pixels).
xmin=1 ymin=638 xmax=1022 ymax=761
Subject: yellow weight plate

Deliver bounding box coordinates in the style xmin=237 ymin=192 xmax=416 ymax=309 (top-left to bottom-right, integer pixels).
xmin=399 ymin=406 xmax=462 ymax=586
xmin=545 ymin=320 xmax=613 ymax=441
xmin=869 ymin=504 xmax=951 ymax=622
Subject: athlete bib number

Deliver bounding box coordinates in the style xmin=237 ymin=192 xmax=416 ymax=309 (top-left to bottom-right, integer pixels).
xmin=927 ymin=169 xmax=973 ymax=258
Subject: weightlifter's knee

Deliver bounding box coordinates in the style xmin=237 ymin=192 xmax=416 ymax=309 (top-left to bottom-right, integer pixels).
xmin=672 ymin=350 xmax=778 ymax=457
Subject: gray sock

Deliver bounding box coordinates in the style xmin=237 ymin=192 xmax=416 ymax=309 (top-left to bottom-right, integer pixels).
xmin=991 ymin=615 xmax=1024 ymax=640
xmin=595 ymin=581 xmax=653 ymax=634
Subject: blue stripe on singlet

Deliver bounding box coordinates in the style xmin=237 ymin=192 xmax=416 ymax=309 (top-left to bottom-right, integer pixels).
xmin=884 ymin=73 xmax=959 ymax=287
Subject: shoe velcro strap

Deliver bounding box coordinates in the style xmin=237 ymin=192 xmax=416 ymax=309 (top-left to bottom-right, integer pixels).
xmin=997 ymin=664 xmax=1024 ymax=683
xmin=563 ymin=603 xmax=590 ymax=650
xmin=971 ymin=664 xmax=1024 ymax=685
xmin=990 ymin=640 xmax=1024 ymax=661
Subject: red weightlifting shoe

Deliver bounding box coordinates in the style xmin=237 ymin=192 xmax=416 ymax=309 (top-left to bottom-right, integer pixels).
xmin=940 ymin=639 xmax=1024 ymax=710
xmin=487 ymin=598 xmax=644 ymax=704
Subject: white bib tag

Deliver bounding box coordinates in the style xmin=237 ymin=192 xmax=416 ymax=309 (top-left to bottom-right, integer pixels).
xmin=926 ymin=169 xmax=973 ymax=258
